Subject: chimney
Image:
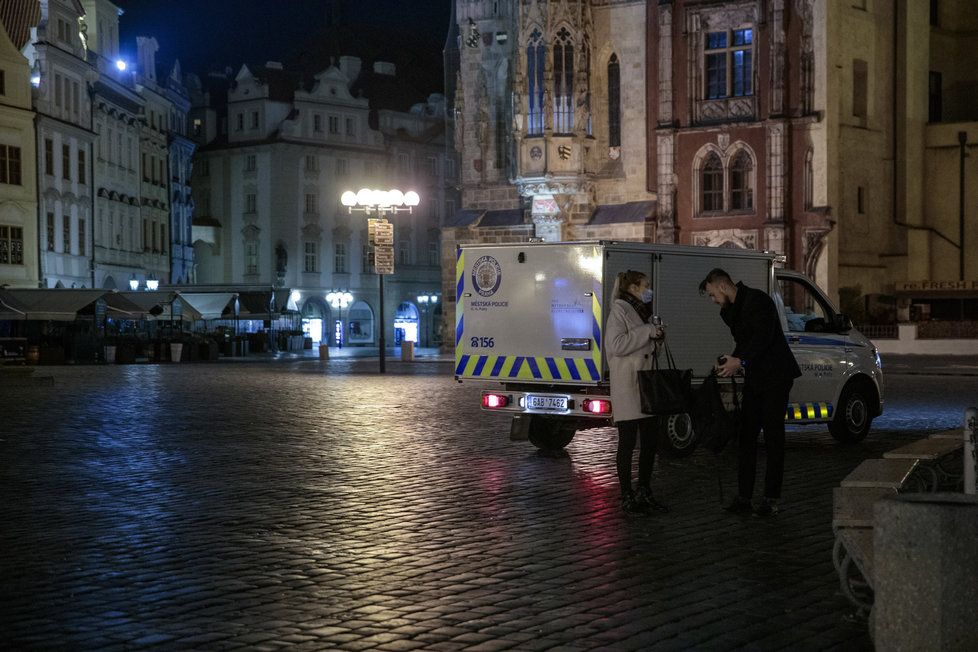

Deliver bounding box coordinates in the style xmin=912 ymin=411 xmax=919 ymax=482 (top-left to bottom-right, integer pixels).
xmin=339 ymin=56 xmax=361 ymax=81
xmin=136 ymin=36 xmax=159 ymax=83
xmin=373 ymin=61 xmax=396 ymax=76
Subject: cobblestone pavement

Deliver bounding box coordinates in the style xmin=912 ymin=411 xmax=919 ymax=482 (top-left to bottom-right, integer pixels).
xmin=0 ymin=361 xmax=969 ymax=651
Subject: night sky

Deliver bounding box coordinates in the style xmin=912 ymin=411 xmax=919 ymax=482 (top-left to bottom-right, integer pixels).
xmin=115 ymin=0 xmax=453 ymax=78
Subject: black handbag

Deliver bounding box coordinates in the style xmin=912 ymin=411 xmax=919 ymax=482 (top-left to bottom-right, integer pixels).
xmin=638 ymin=341 xmax=693 ymax=415
xmin=692 ymin=371 xmax=742 ymax=454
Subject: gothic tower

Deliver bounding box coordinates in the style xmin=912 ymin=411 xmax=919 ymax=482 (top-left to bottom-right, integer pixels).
xmin=452 ymin=0 xmax=654 ymax=242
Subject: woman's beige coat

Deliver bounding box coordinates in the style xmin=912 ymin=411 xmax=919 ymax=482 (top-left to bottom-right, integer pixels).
xmin=606 ymin=298 xmax=655 ymax=422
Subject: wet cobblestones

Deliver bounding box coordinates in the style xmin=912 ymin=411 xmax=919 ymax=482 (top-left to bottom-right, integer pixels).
xmin=0 ymin=360 xmax=968 ymax=650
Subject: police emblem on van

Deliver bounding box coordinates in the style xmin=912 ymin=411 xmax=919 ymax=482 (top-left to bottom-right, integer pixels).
xmin=472 ymin=255 xmax=502 ymax=297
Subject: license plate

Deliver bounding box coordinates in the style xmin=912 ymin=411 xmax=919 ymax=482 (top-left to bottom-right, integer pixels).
xmin=526 ymin=394 xmax=569 ymax=411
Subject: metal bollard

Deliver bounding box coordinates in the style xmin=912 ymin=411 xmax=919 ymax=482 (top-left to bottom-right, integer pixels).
xmin=966 ymin=407 xmax=977 ymax=495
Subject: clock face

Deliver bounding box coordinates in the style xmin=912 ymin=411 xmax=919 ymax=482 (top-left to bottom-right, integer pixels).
xmin=530 ymin=146 xmax=543 ymax=160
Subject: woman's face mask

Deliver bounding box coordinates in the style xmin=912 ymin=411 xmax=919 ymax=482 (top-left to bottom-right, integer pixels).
xmin=640 ymin=288 xmax=654 ymax=304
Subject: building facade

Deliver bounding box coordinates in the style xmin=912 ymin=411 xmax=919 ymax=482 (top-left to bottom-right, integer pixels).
xmin=0 ymin=5 xmax=40 ymax=289
xmin=164 ymin=59 xmax=196 ymax=285
xmin=447 ymin=0 xmax=978 ymax=326
xmin=24 ymin=0 xmax=93 ymax=289
xmin=190 ymin=57 xmax=448 ymax=348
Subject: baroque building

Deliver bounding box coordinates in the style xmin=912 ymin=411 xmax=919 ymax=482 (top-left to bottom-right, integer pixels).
xmin=189 ymin=56 xmax=449 ymax=348
xmin=0 ymin=4 xmax=39 ymax=289
xmin=24 ymin=0 xmax=92 ymax=289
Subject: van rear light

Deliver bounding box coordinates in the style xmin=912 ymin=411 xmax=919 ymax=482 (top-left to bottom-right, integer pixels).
xmin=482 ymin=393 xmax=510 ymax=409
xmin=582 ymin=398 xmax=612 ymax=414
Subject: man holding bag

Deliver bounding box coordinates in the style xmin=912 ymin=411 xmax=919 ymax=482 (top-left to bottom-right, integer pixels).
xmin=606 ymin=270 xmax=669 ymax=515
xmin=699 ymin=268 xmax=801 ymax=517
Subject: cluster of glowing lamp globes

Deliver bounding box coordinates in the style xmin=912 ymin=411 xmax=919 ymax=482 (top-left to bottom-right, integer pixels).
xmin=480 ymin=392 xmax=611 ymax=415
xmin=340 ymin=189 xmax=420 ymax=211
xmin=129 ymin=274 xmax=158 ymax=291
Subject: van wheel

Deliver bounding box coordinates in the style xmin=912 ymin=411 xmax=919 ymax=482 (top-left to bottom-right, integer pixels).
xmin=527 ymin=416 xmax=576 ymax=451
xmin=659 ymin=413 xmax=698 ymax=457
xmin=830 ymin=383 xmax=874 ymax=443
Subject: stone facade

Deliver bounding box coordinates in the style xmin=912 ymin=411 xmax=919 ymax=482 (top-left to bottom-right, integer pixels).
xmin=189 ymin=59 xmax=448 ymax=347
xmin=24 ymin=0 xmax=92 ymax=289
xmin=0 ymin=11 xmax=39 ymax=289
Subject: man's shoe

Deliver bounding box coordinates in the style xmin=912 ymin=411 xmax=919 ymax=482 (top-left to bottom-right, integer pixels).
xmin=636 ymin=487 xmax=670 ymax=513
xmin=723 ymin=495 xmax=753 ymax=514
xmin=753 ymin=498 xmax=779 ymax=518
xmin=621 ymin=493 xmax=650 ymax=515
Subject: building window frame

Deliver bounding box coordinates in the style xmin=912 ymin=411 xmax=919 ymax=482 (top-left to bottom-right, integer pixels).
xmin=0 ymin=224 xmax=24 ymax=264
xmin=526 ymin=28 xmax=546 ymax=135
xmin=552 ymin=26 xmax=575 ymax=134
xmin=607 ymin=54 xmax=621 ymax=148
xmin=704 ymin=28 xmax=753 ymax=100
xmin=304 ymin=241 xmax=317 ymax=273
xmin=334 ymin=242 xmax=348 ymax=273
xmin=0 ymin=145 xmax=22 ymax=185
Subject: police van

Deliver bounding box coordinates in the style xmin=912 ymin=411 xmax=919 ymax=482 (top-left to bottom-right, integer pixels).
xmin=454 ymin=241 xmax=884 ymax=454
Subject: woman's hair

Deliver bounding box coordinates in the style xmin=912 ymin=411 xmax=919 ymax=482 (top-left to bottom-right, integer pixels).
xmin=613 ymin=269 xmax=647 ymax=300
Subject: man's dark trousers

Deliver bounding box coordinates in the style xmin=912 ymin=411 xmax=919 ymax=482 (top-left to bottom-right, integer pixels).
xmin=738 ymin=379 xmax=793 ymax=499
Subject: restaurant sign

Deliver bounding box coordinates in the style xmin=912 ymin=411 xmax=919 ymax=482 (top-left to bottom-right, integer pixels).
xmin=896 ymin=280 xmax=978 ymax=293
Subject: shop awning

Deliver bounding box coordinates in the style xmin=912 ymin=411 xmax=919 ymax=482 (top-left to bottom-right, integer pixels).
xmin=445 ymin=209 xmax=484 ymax=227
xmin=272 ymin=288 xmax=299 ymax=315
xmin=101 ymin=292 xmax=146 ymax=319
xmin=0 ymin=289 xmax=108 ymax=321
xmin=118 ymin=291 xmax=195 ymax=321
xmin=588 ymin=200 xmax=657 ymax=225
xmin=176 ymin=292 xmax=236 ymax=320
xmin=480 ymin=208 xmax=524 ymax=227
xmin=237 ymin=290 xmax=273 ymax=317
xmin=0 ymin=290 xmax=28 ymax=320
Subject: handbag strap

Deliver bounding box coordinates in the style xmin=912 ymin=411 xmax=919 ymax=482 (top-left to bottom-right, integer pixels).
xmin=652 ymin=339 xmax=678 ymax=371
xmin=728 ymin=374 xmax=741 ymax=410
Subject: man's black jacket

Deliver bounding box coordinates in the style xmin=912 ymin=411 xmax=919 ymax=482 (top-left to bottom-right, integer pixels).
xmin=720 ymin=282 xmax=802 ymax=388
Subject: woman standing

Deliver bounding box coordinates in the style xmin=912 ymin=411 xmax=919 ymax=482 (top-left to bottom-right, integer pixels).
xmin=606 ymin=270 xmax=669 ymax=515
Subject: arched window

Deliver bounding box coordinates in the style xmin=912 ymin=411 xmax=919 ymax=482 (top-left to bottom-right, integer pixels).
xmin=729 ymin=150 xmax=753 ymax=211
xmin=608 ymin=54 xmax=620 ymax=147
xmin=553 ymin=27 xmax=574 ymax=133
xmin=526 ymin=29 xmax=546 ymax=135
xmin=702 ymin=153 xmax=723 ymax=212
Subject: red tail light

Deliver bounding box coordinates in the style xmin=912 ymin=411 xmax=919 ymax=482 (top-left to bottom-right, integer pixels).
xmin=482 ymin=393 xmax=510 ymax=409
xmin=582 ymin=398 xmax=612 ymax=414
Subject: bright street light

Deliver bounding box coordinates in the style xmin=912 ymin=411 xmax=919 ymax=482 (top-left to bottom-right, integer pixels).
xmin=129 ymin=275 xmax=139 ymax=291
xmin=146 ymin=273 xmax=159 ymax=291
xmin=340 ymin=187 xmax=421 ymax=373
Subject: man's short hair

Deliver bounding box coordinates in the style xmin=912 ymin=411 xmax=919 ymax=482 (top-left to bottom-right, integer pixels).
xmin=698 ymin=268 xmax=732 ymax=294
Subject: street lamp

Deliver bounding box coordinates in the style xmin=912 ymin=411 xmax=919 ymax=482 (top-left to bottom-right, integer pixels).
xmin=326 ymin=290 xmax=353 ymax=348
xmin=146 ymin=273 xmax=159 ymax=291
xmin=340 ymin=187 xmax=420 ymax=373
xmin=416 ymin=293 xmax=439 ymax=349
xmin=129 ymin=274 xmax=139 ymax=291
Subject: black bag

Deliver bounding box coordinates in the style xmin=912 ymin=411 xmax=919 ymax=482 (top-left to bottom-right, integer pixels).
xmin=692 ymin=371 xmax=742 ymax=454
xmin=638 ymin=341 xmax=693 ymax=415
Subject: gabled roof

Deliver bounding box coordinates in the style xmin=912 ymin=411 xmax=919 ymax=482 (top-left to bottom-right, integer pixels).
xmin=0 ymin=0 xmax=40 ymax=50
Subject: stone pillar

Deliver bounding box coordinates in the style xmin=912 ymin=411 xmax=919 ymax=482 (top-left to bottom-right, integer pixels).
xmin=873 ymin=493 xmax=978 ymax=650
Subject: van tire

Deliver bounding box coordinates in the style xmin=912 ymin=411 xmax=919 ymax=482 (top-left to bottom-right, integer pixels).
xmin=659 ymin=413 xmax=698 ymax=457
xmin=527 ymin=416 xmax=576 ymax=450
xmin=829 ymin=382 xmax=874 ymax=443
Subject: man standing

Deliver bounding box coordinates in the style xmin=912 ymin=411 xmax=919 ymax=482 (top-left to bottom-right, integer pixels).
xmin=700 ymin=268 xmax=801 ymax=517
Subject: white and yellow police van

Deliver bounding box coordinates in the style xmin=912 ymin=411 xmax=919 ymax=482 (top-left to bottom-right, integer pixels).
xmin=455 ymin=241 xmax=884 ymax=454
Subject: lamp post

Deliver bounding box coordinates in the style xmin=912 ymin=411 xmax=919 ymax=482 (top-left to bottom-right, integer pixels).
xmin=129 ymin=274 xmax=139 ymax=291
xmin=340 ymin=188 xmax=420 ymax=373
xmin=146 ymin=273 xmax=159 ymax=291
xmin=326 ymin=290 xmax=353 ymax=348
xmin=416 ymin=293 xmax=439 ymax=349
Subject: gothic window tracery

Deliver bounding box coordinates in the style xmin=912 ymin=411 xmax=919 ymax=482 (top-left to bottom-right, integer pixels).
xmin=526 ymin=29 xmax=545 ymax=135
xmin=729 ymin=150 xmax=754 ymax=210
xmin=701 ymin=153 xmax=723 ymax=212
xmin=553 ymin=27 xmax=574 ymax=133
